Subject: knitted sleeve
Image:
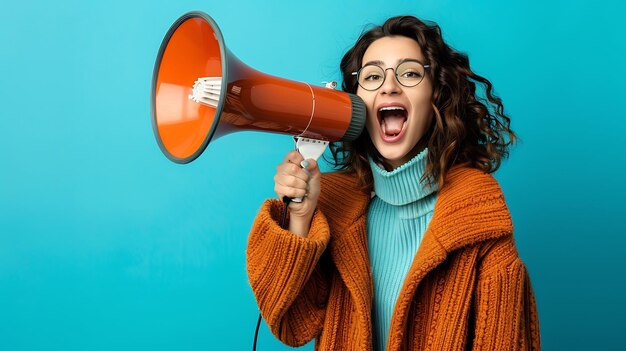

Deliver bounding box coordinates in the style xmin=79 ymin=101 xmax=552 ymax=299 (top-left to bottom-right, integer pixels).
xmin=246 ymin=199 xmax=331 ymax=347
xmin=472 ymin=237 xmax=541 ymax=351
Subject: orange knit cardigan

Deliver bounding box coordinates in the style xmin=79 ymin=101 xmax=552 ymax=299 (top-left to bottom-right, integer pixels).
xmin=247 ymin=166 xmax=540 ymax=350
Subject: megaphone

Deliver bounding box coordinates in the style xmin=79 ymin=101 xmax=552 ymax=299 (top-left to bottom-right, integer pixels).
xmin=151 ymin=11 xmax=366 ymax=165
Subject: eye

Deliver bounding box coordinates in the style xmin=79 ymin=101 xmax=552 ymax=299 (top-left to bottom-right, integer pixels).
xmin=364 ymin=74 xmax=383 ymax=81
xmin=401 ymin=70 xmax=422 ymax=79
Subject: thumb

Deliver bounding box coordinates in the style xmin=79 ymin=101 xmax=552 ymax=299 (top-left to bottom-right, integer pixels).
xmin=303 ymin=158 xmax=321 ymax=178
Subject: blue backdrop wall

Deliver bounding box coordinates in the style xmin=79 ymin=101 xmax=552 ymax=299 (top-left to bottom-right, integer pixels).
xmin=1 ymin=0 xmax=624 ymax=350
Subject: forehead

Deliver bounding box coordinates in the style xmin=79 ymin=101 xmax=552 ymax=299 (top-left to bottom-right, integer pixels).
xmin=362 ymin=36 xmax=425 ymax=65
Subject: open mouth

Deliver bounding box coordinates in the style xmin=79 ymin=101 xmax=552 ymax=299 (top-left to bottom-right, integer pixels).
xmin=377 ymin=105 xmax=408 ymax=141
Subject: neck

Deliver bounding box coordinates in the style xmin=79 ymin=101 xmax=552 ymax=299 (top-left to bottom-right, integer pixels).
xmin=369 ymin=147 xmax=437 ymax=206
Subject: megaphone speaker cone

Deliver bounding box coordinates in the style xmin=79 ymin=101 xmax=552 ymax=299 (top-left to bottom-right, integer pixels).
xmin=152 ymin=12 xmax=226 ymax=163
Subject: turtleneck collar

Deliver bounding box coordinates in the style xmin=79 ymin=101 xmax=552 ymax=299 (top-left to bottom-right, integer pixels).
xmin=368 ymin=148 xmax=438 ymax=206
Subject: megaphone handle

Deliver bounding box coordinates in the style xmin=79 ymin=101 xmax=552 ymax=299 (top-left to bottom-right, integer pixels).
xmin=291 ymin=137 xmax=329 ymax=203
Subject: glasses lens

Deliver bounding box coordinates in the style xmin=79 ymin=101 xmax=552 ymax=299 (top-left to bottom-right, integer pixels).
xmin=396 ymin=61 xmax=426 ymax=87
xmin=358 ymin=65 xmax=385 ymax=90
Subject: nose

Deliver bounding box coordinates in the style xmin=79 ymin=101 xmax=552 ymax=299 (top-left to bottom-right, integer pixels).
xmin=379 ymin=68 xmax=402 ymax=95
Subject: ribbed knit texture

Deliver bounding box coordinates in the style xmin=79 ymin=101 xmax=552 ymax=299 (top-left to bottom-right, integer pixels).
xmin=367 ymin=148 xmax=438 ymax=351
xmin=246 ymin=167 xmax=541 ymax=351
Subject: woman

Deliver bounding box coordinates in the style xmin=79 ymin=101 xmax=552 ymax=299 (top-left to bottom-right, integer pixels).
xmin=247 ymin=15 xmax=540 ymax=351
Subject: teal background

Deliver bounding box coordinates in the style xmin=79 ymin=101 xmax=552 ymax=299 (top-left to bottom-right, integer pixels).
xmin=1 ymin=0 xmax=624 ymax=350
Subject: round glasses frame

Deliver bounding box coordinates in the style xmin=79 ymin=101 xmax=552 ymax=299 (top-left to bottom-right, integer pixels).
xmin=351 ymin=60 xmax=431 ymax=91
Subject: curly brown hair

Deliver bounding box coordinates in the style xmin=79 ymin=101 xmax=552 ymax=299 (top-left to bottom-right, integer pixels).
xmin=329 ymin=15 xmax=517 ymax=191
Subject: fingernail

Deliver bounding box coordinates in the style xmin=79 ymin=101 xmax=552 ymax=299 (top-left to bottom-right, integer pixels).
xmin=300 ymin=160 xmax=310 ymax=168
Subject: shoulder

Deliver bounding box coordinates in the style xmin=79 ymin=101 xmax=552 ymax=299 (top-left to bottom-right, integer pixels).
xmin=317 ymin=171 xmax=370 ymax=229
xmin=430 ymin=166 xmax=513 ymax=251
xmin=439 ymin=166 xmax=506 ymax=204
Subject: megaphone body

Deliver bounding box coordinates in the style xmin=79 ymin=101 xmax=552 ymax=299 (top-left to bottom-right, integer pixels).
xmin=151 ymin=11 xmax=366 ymax=166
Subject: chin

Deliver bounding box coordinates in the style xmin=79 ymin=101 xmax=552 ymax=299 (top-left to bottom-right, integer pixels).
xmin=378 ymin=131 xmax=430 ymax=163
xmin=374 ymin=142 xmax=413 ymax=165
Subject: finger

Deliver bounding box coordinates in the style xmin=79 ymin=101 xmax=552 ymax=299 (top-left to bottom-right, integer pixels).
xmin=282 ymin=150 xmax=304 ymax=165
xmin=302 ymin=158 xmax=321 ymax=178
xmin=274 ymin=184 xmax=307 ymax=199
xmin=274 ymin=173 xmax=308 ymax=189
xmin=277 ymin=162 xmax=309 ymax=183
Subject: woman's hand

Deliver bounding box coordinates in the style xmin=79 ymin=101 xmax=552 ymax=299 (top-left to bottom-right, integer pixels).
xmin=273 ymin=150 xmax=321 ymax=237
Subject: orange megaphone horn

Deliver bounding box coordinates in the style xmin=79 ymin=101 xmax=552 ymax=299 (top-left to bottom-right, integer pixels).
xmin=151 ymin=11 xmax=366 ymax=164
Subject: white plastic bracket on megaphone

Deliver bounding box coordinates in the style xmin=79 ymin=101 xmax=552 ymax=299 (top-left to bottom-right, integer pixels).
xmin=291 ymin=136 xmax=329 ymax=203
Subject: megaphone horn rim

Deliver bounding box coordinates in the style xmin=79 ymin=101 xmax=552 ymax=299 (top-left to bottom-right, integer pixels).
xmin=150 ymin=11 xmax=229 ymax=164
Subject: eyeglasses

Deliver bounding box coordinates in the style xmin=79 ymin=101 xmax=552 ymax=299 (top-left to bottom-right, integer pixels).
xmin=351 ymin=60 xmax=430 ymax=91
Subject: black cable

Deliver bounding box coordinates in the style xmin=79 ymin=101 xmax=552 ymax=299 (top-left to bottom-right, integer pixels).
xmin=252 ymin=313 xmax=262 ymax=351
xmin=253 ymin=196 xmax=292 ymax=351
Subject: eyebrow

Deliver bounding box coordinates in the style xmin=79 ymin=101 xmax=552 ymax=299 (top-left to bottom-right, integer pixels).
xmin=362 ymin=58 xmax=423 ymax=67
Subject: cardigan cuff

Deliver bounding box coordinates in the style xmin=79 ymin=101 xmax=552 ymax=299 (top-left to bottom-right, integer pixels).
xmin=246 ymin=199 xmax=330 ymax=321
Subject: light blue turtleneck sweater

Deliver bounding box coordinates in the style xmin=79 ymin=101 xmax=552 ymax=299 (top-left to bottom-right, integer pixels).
xmin=367 ymin=148 xmax=438 ymax=351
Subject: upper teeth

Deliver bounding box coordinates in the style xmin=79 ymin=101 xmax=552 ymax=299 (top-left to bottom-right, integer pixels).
xmin=379 ymin=106 xmax=405 ymax=111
